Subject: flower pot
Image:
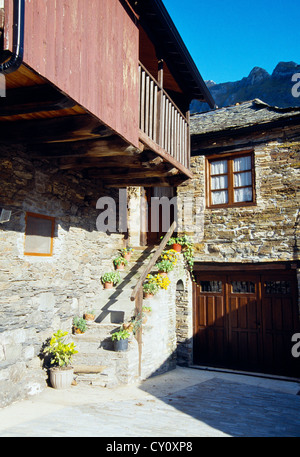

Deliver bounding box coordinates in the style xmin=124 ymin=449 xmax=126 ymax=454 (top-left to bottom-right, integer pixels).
xmin=123 ymin=322 xmax=134 ymax=332
xmin=49 ymin=367 xmax=74 ymax=389
xmin=172 ymin=243 xmax=182 ymax=252
xmin=143 ymin=293 xmax=154 ymax=299
xmin=158 ymin=271 xmax=168 ymax=277
xmin=113 ymin=338 xmax=128 ymax=352
xmin=104 ymin=281 xmax=113 ymax=289
xmin=73 ymin=327 xmax=84 ymax=334
xmin=123 ymin=253 xmax=131 ymax=261
xmin=116 ymin=264 xmax=125 ymax=270
xmin=84 ymin=313 xmax=95 ymax=321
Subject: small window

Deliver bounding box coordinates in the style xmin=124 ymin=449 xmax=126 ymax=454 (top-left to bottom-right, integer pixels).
xmin=264 ymin=281 xmax=291 ymax=295
xmin=200 ymin=281 xmax=223 ymax=293
xmin=231 ymin=281 xmax=255 ymax=294
xmin=24 ymin=213 xmax=55 ymax=256
xmin=207 ymin=152 xmax=255 ymax=208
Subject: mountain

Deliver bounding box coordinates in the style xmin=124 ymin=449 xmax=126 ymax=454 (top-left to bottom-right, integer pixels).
xmin=191 ymin=61 xmax=300 ymax=113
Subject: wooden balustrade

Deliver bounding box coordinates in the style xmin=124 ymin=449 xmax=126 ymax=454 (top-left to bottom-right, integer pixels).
xmin=139 ymin=63 xmax=190 ymax=170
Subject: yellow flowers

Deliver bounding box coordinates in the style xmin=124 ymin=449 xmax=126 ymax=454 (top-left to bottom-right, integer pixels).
xmin=143 ymin=250 xmax=179 ymax=293
xmin=162 ymin=249 xmax=180 ymax=265
xmin=146 ymin=273 xmax=171 ymax=290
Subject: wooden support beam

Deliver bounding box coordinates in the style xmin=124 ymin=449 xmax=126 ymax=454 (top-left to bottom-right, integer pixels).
xmin=0 ymin=114 xmax=115 ymax=143
xmin=0 ymin=84 xmax=76 ymax=115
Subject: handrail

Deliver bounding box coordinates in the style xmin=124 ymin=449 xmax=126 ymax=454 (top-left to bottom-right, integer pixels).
xmin=131 ymin=220 xmax=177 ymax=302
xmin=139 ymin=62 xmax=190 ymax=169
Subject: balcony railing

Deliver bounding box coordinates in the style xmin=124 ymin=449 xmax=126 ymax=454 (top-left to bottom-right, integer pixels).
xmin=139 ymin=63 xmax=190 ymax=170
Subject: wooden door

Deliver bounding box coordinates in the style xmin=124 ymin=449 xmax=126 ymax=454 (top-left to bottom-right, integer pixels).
xmin=227 ymin=274 xmax=262 ymax=372
xmin=193 ymin=269 xmax=300 ymax=377
xmin=193 ymin=273 xmax=228 ymax=366
xmin=146 ymin=187 xmax=176 ymax=245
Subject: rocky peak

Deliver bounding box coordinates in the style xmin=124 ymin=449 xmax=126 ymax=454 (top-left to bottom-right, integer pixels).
xmin=272 ymin=61 xmax=300 ymax=78
xmin=246 ymin=66 xmax=270 ymax=85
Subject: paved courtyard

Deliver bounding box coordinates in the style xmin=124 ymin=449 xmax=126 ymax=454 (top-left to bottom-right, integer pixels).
xmin=0 ymin=367 xmax=299 ymax=437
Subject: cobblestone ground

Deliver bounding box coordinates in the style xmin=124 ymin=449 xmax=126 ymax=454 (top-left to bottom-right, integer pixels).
xmin=0 ymin=368 xmax=299 ymax=437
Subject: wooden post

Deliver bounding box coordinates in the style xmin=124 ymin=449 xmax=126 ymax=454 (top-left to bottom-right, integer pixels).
xmin=135 ymin=287 xmax=143 ymax=378
xmin=157 ymin=59 xmax=164 ymax=148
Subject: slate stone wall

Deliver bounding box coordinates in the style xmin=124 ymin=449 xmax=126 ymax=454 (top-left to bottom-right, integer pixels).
xmin=178 ymin=140 xmax=300 ymax=265
xmin=0 ymin=145 xmax=124 ymax=407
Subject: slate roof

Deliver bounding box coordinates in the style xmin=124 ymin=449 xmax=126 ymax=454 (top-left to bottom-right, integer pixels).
xmin=190 ymin=99 xmax=300 ymax=136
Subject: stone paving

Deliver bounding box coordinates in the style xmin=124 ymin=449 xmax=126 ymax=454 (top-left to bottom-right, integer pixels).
xmin=0 ymin=367 xmax=299 ymax=437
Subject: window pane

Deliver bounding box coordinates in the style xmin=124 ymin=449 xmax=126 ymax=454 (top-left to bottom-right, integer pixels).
xmin=234 ymin=187 xmax=252 ymax=202
xmin=24 ymin=214 xmax=54 ymax=255
xmin=234 ymin=171 xmax=252 ymax=187
xmin=232 ymin=281 xmax=255 ymax=293
xmin=201 ymin=281 xmax=223 ymax=292
xmin=212 ymin=190 xmax=228 ymax=205
xmin=234 ymin=156 xmax=251 ymax=171
xmin=211 ymin=175 xmax=228 ymax=190
xmin=211 ymin=160 xmax=227 ymax=175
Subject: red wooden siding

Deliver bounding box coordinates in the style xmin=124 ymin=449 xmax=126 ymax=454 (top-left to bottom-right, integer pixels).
xmin=4 ymin=0 xmax=140 ymax=147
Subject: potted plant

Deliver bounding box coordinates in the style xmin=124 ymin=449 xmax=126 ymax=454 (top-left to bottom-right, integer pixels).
xmin=43 ymin=330 xmax=78 ymax=389
xmin=83 ymin=309 xmax=95 ymax=321
xmin=121 ymin=247 xmax=134 ymax=261
xmin=142 ymin=281 xmax=159 ymax=299
xmin=142 ymin=306 xmax=152 ymax=324
xmin=72 ymin=316 xmax=87 ymax=334
xmin=161 ymin=249 xmax=180 ymax=266
xmin=155 ymin=259 xmax=174 ymax=276
xmin=168 ymin=236 xmax=182 ymax=252
xmin=113 ymin=256 xmax=128 ymax=270
xmin=101 ymin=271 xmax=121 ymax=289
xmin=111 ymin=328 xmax=130 ymax=352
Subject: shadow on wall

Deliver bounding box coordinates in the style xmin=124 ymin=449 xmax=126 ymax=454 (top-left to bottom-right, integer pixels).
xmin=0 ymin=145 xmax=123 ymax=236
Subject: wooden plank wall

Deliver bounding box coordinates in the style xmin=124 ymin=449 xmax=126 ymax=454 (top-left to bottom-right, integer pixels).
xmin=4 ymin=0 xmax=140 ymax=147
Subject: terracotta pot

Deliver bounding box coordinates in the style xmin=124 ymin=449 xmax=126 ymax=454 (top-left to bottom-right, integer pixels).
xmin=116 ymin=263 xmax=125 ymax=270
xmin=172 ymin=243 xmax=182 ymax=252
xmin=73 ymin=327 xmax=84 ymax=334
xmin=104 ymin=281 xmax=113 ymax=289
xmin=123 ymin=253 xmax=131 ymax=261
xmin=49 ymin=367 xmax=74 ymax=389
xmin=143 ymin=293 xmax=154 ymax=299
xmin=84 ymin=313 xmax=95 ymax=321
xmin=159 ymin=271 xmax=168 ymax=277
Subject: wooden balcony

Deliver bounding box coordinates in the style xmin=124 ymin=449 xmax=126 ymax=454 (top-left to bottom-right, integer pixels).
xmin=139 ymin=63 xmax=190 ymax=174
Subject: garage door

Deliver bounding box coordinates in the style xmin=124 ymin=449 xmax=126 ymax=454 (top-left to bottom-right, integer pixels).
xmin=193 ymin=268 xmax=300 ymax=378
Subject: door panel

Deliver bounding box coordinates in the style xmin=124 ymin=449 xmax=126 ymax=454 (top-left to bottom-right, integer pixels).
xmin=193 ymin=268 xmax=300 ymax=377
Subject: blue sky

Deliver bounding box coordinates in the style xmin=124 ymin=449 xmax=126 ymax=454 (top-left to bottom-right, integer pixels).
xmin=163 ymin=0 xmax=300 ymax=84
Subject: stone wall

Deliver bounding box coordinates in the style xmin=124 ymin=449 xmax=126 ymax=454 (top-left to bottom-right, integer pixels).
xmin=0 ymin=145 xmax=124 ymax=407
xmin=140 ymin=258 xmax=192 ymax=379
xmin=178 ymin=140 xmax=300 ymax=265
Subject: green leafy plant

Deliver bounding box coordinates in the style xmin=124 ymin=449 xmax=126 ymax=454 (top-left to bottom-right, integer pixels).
xmin=101 ymin=271 xmax=121 ymax=285
xmin=43 ymin=330 xmax=78 ymax=367
xmin=111 ymin=328 xmax=130 ymax=341
xmin=113 ymin=256 xmax=128 ymax=267
xmin=121 ymin=247 xmax=134 ymax=254
xmin=142 ymin=305 xmax=152 ymax=313
xmin=73 ymin=316 xmax=87 ymax=333
xmin=143 ymin=281 xmax=159 ymax=295
xmin=155 ymin=259 xmax=174 ymax=273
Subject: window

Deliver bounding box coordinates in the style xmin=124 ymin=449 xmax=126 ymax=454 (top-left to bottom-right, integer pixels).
xmin=24 ymin=213 xmax=55 ymax=256
xmin=207 ymin=152 xmax=255 ymax=207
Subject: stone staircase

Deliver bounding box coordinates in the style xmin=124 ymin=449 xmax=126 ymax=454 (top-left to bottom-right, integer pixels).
xmin=71 ymin=246 xmax=156 ymax=387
